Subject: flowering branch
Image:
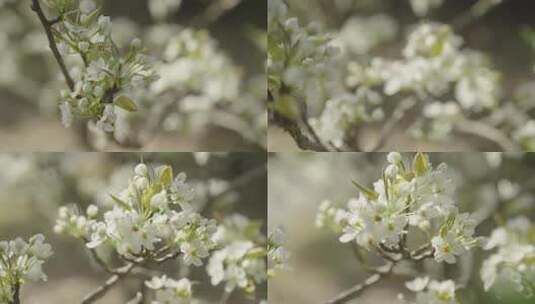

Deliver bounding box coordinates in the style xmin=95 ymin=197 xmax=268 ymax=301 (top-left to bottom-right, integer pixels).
xmin=30 ymin=0 xmax=75 ymax=91
xmin=317 ymin=152 xmax=486 ymax=303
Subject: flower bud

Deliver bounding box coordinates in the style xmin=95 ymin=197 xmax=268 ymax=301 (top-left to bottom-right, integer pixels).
xmin=135 ymin=163 xmax=148 ymax=176
xmin=387 ymin=152 xmax=402 ymax=164
xmin=134 ymin=176 xmax=149 ymax=190
xmin=98 ymin=16 xmax=112 ymax=35
xmin=87 ymin=204 xmax=99 ymax=218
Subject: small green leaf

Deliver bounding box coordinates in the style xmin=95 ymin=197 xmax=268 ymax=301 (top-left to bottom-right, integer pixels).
xmin=114 ymin=95 xmax=138 ymax=112
xmin=246 ymin=247 xmax=267 ymax=259
xmin=159 ymin=166 xmax=173 ymax=186
xmin=351 ymin=180 xmax=378 ymax=201
xmin=412 ymin=152 xmax=429 ymax=176
xmin=109 ymin=194 xmax=131 ymax=210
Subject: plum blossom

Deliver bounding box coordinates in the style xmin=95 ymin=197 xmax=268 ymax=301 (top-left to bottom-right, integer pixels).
xmin=0 ymin=235 xmax=53 ymax=303
xmin=207 ymin=241 xmax=267 ymax=294
xmin=146 ymin=275 xmax=193 ymax=304
xmin=481 ymin=217 xmax=535 ymax=296
xmin=317 ymin=153 xmax=483 ymax=264
xmin=55 ymin=162 xmax=217 ymax=266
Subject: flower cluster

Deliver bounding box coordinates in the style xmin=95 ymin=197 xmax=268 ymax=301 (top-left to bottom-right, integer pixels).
xmin=481 ymin=216 xmax=535 ymax=297
xmin=150 ymin=28 xmax=240 ymax=107
xmin=55 ymin=162 xmax=217 ymax=266
xmin=268 ymin=227 xmax=290 ymax=277
xmin=207 ymin=241 xmax=266 ymax=294
xmin=42 ymin=0 xmax=157 ymax=132
xmin=403 ymin=277 xmax=458 ymax=304
xmin=207 ymin=214 xmax=267 ymax=294
xmin=316 ymin=152 xmax=484 ymax=264
xmin=268 ymin=0 xmax=340 ymax=119
xmin=145 ymin=275 xmax=193 ymax=304
xmin=0 ymin=235 xmax=53 ymax=303
xmin=347 ymin=22 xmax=501 ymax=110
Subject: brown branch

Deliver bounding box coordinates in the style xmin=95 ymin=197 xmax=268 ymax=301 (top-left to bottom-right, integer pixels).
xmin=31 ymin=0 xmax=75 ymax=91
xmin=455 ymin=119 xmax=519 ymax=151
xmin=81 ymin=263 xmax=135 ymax=304
xmin=12 ymin=283 xmax=20 ymax=304
xmin=153 ymin=252 xmax=180 ymax=264
xmin=271 ymin=110 xmax=329 ymax=151
xmin=324 ymin=262 xmax=395 ymax=304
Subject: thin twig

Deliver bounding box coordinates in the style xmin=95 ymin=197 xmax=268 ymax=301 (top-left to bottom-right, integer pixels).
xmin=31 ymin=0 xmax=75 ymax=91
xmin=324 ymin=262 xmax=395 ymax=304
xmin=195 ymin=0 xmax=241 ymax=27
xmin=455 ymin=119 xmax=519 ymax=151
xmin=81 ymin=263 xmax=135 ymax=304
xmin=369 ymin=98 xmax=417 ymax=152
xmin=204 ymin=164 xmax=266 ymax=214
xmin=453 ymin=0 xmax=505 ymax=30
xmin=12 ymin=283 xmax=20 ymax=304
xmin=269 ymin=88 xmax=330 ymax=151
xmin=154 ymin=252 xmax=180 ymax=264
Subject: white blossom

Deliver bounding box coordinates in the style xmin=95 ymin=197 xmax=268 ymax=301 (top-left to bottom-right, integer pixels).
xmin=207 ymin=241 xmax=267 ymax=294
xmin=0 ymin=235 xmax=53 ymax=303
xmin=146 ymin=275 xmax=193 ymax=304
xmin=481 ymin=217 xmax=535 ymax=296
xmin=56 ymin=162 xmax=217 ymax=266
xmin=317 ymin=153 xmax=483 ymax=263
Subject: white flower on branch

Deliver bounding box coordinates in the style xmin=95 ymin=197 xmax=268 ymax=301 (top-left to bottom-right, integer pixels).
xmin=146 ymin=275 xmax=193 ymax=304
xmin=317 ymin=152 xmax=484 ymax=263
xmin=481 ymin=216 xmax=535 ymax=296
xmin=268 ymin=227 xmax=290 ymax=277
xmin=207 ymin=241 xmax=267 ymax=294
xmin=403 ymin=278 xmax=458 ymax=304
xmin=0 ymin=235 xmax=53 ymax=303
xmin=55 ymin=162 xmax=217 ymax=266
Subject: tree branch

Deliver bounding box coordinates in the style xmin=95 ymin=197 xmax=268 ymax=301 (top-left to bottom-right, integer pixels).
xmin=81 ymin=263 xmax=135 ymax=304
xmin=455 ymin=119 xmax=519 ymax=151
xmin=12 ymin=282 xmax=21 ymax=304
xmin=324 ymin=262 xmax=395 ymax=304
xmin=31 ymin=0 xmax=75 ymax=91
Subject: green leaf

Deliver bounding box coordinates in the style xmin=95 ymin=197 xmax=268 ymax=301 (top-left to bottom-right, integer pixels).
xmin=159 ymin=166 xmax=173 ymax=186
xmin=351 ymin=180 xmax=378 ymax=201
xmin=114 ymin=95 xmax=138 ymax=112
xmin=109 ymin=194 xmax=131 ymax=210
xmin=412 ymin=152 xmax=429 ymax=176
xmin=274 ymin=94 xmax=299 ymax=120
xmin=246 ymin=247 xmax=267 ymax=259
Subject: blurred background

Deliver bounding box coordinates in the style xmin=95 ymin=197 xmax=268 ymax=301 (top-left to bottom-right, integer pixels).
xmin=0 ymin=0 xmax=266 ymax=151
xmin=268 ymin=0 xmax=535 ymax=151
xmin=0 ymin=152 xmax=267 ymax=303
xmin=268 ymin=152 xmax=535 ymax=303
